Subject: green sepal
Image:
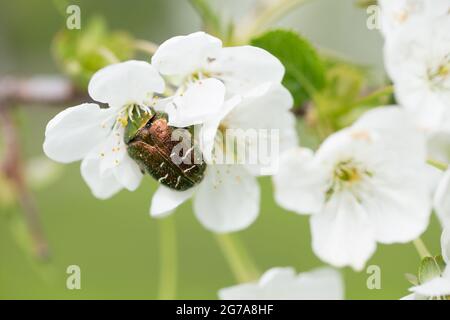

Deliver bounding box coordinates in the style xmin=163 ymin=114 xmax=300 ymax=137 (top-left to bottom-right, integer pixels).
xmin=418 ymin=256 xmax=446 ymax=284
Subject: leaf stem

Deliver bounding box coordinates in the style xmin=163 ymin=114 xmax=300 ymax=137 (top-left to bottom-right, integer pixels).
xmin=157 ymin=215 xmax=177 ymax=299
xmin=215 ymin=233 xmax=260 ymax=283
xmin=413 ymin=238 xmax=432 ymax=260
xmin=351 ymin=85 xmax=394 ymax=107
xmin=97 ymin=46 xmax=120 ymax=64
xmin=427 ymin=158 xmax=448 ymax=172
xmin=134 ymin=40 xmax=159 ymax=56
xmin=235 ymin=0 xmax=310 ymax=44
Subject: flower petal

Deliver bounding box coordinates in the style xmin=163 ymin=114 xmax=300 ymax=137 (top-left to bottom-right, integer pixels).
xmin=224 ymin=83 xmax=298 ymax=175
xmin=209 ymin=46 xmax=284 ymax=95
xmin=193 ymin=165 xmax=260 ymax=233
xmin=352 ymin=106 xmax=427 ymax=164
xmin=198 ymin=95 xmax=242 ymax=163
xmin=80 ymin=157 xmax=123 ymax=199
xmin=43 ymin=103 xmax=115 ymax=163
xmin=150 ymin=185 xmax=195 ymax=218
xmin=273 ymin=147 xmax=328 ymax=214
xmin=166 ymin=78 xmax=226 ymax=128
xmin=363 ymin=168 xmax=432 ymax=244
xmin=219 ymin=267 xmax=343 ymax=300
xmin=311 ymin=191 xmax=377 ymax=271
xmin=410 ymin=270 xmax=450 ymax=297
xmin=434 ymin=170 xmax=450 ymax=229
xmin=152 ymin=32 xmax=222 ymax=77
xmin=293 ymin=267 xmax=344 ymax=300
xmin=112 ymin=155 xmax=143 ymax=192
xmin=88 ymin=60 xmax=165 ymax=108
xmin=82 ymin=126 xmax=143 ymax=191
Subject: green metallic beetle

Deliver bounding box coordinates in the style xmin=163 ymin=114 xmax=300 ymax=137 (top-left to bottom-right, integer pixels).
xmin=124 ymin=110 xmax=207 ymax=191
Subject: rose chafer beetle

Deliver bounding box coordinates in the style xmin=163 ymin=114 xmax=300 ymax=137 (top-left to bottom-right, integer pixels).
xmin=124 ymin=109 xmax=206 ymax=191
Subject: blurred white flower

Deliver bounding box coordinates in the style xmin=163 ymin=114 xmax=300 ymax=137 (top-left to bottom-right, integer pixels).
xmin=150 ymin=83 xmax=298 ymax=233
xmin=379 ymin=0 xmax=450 ymax=37
xmin=384 ymin=17 xmax=450 ymax=133
xmin=151 ymin=31 xmax=284 ymax=127
xmin=43 ymin=60 xmax=165 ymax=199
xmin=273 ymin=107 xmax=433 ymax=270
xmin=218 ymin=267 xmax=344 ymax=300
xmin=403 ymin=229 xmax=450 ymax=300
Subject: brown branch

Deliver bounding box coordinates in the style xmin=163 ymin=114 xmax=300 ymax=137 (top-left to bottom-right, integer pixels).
xmin=0 ymin=75 xmax=87 ymax=107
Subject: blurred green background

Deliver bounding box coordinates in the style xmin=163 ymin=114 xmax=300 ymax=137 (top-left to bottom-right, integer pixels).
xmin=0 ymin=0 xmax=443 ymax=299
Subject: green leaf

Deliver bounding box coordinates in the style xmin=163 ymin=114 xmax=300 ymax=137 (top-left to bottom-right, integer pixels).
xmin=52 ymin=17 xmax=135 ymax=88
xmin=418 ymin=256 xmax=445 ymax=284
xmin=251 ymin=29 xmax=326 ymax=108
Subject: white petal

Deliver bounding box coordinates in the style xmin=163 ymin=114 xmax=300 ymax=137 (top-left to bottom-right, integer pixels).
xmin=198 ymin=95 xmax=242 ymax=163
xmin=411 ymin=272 xmax=450 ymax=297
xmin=384 ymin=18 xmax=450 ymax=132
xmin=219 ymin=267 xmax=344 ymax=300
xmin=294 ymin=267 xmax=344 ymax=300
xmin=88 ymin=60 xmax=165 ymax=108
xmin=166 ymin=78 xmax=225 ymax=128
xmin=209 ymin=46 xmax=284 ymax=95
xmin=113 ymin=155 xmax=143 ymax=191
xmin=434 ymin=170 xmax=450 ymax=229
xmin=224 ymin=83 xmax=298 ymax=175
xmin=152 ymin=32 xmax=222 ymax=77
xmin=352 ymin=106 xmax=427 ymax=164
xmin=258 ymin=267 xmax=297 ymax=287
xmin=83 ymin=127 xmax=142 ymax=191
xmin=273 ymin=148 xmax=328 ymax=214
xmin=400 ymin=293 xmax=418 ymax=300
xmin=427 ymin=131 xmax=450 ymax=165
xmin=193 ymin=165 xmax=260 ymax=233
xmin=441 ymin=229 xmax=450 ymax=263
xmin=80 ymin=157 xmax=122 ymax=199
xmin=311 ymin=191 xmax=377 ymax=271
xmin=43 ymin=103 xmax=115 ymax=163
xmin=150 ymin=185 xmax=195 ymax=218
xmin=363 ymin=168 xmax=432 ymax=244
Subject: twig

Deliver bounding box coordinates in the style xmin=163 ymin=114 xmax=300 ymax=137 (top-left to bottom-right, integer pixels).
xmin=0 ymin=106 xmax=50 ymax=260
xmin=0 ymin=75 xmax=86 ymax=107
xmin=0 ymin=74 xmax=87 ymax=260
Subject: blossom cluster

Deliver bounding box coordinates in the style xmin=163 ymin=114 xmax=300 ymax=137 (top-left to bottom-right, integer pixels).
xmin=42 ymin=0 xmax=450 ymax=300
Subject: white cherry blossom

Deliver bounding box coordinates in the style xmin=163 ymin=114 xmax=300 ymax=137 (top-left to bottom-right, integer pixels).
xmin=403 ymin=229 xmax=450 ymax=300
xmin=218 ymin=267 xmax=344 ymax=300
xmin=150 ymin=83 xmax=298 ymax=233
xmin=43 ymin=60 xmax=165 ymax=199
xmin=273 ymin=107 xmax=433 ymax=270
xmin=151 ymin=31 xmax=284 ymax=128
xmin=379 ymin=0 xmax=450 ymax=37
xmin=384 ymin=16 xmax=450 ymax=134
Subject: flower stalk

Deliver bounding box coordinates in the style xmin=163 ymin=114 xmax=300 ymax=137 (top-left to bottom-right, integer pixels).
xmin=427 ymin=158 xmax=449 ymax=172
xmin=413 ymin=238 xmax=432 ymax=260
xmin=215 ymin=233 xmax=260 ymax=283
xmin=157 ymin=215 xmax=178 ymax=299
